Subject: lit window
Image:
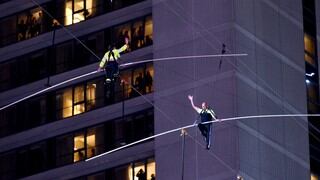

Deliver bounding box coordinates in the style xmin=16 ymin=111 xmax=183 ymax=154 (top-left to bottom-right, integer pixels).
xmin=311 ymin=173 xmax=318 ymax=180
xmin=145 ymin=64 xmax=154 ymax=93
xmin=86 ymin=83 xmax=96 ymax=110
xmin=65 ymin=0 xmax=73 ymax=25
xmin=74 ymin=85 xmax=84 ymax=103
xmin=305 ymin=34 xmax=315 ymax=55
xmin=144 ymin=16 xmax=153 ymax=39
xmin=134 ymin=162 xmax=145 ymax=180
xmin=147 ymin=159 xmax=156 ymax=180
xmin=65 ymin=0 xmax=94 ymax=25
xmin=62 ymin=88 xmax=73 ymax=118
xmin=73 ymin=85 xmax=85 ymax=115
xmin=86 ymin=130 xmax=96 ymax=158
xmin=74 ymin=132 xmax=85 ymax=162
xmin=304 ymin=34 xmax=316 ymax=66
xmin=127 ymin=159 xmax=156 ymax=180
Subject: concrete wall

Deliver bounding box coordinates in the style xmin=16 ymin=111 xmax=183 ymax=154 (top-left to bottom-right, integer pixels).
xmin=234 ymin=0 xmax=309 ymax=179
xmin=154 ymin=0 xmax=309 ymax=179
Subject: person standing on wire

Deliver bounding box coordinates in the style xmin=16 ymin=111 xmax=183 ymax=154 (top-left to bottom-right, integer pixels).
xmin=98 ymin=37 xmax=129 ymax=83
xmin=188 ymin=95 xmax=218 ymax=150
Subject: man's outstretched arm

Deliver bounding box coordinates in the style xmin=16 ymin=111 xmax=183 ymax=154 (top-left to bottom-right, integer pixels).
xmin=188 ymin=95 xmax=201 ymax=114
xmin=117 ymin=38 xmax=129 ymax=53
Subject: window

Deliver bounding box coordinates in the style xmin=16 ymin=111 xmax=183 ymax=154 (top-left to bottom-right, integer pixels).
xmin=0 ymin=16 xmax=16 ymax=46
xmin=56 ymin=80 xmax=105 ymax=119
xmin=146 ymin=158 xmax=156 ymax=180
xmin=132 ymin=19 xmax=144 ymax=49
xmin=145 ymin=64 xmax=154 ymax=93
xmin=114 ymin=165 xmax=132 ymax=180
xmin=133 ymin=161 xmax=145 ymax=180
xmin=74 ymin=132 xmax=86 ymax=162
xmin=0 ymin=62 xmax=12 ymax=91
xmin=56 ymin=88 xmax=73 ymax=119
xmin=0 ymin=153 xmax=16 ymax=180
xmin=87 ymin=172 xmax=105 ymax=180
xmin=304 ymin=34 xmax=316 ymax=66
xmin=56 ymin=134 xmax=74 ymax=166
xmin=129 ymin=158 xmax=156 ymax=180
xmin=311 ymin=173 xmax=318 ymax=180
xmin=144 ymin=16 xmax=153 ymax=46
xmin=17 ymin=8 xmax=43 ymax=41
xmin=86 ymin=82 xmax=97 ymax=110
xmin=65 ymin=0 xmax=95 ymax=25
xmin=74 ymin=85 xmax=85 ymax=115
xmin=73 ymin=125 xmax=104 ymax=162
xmin=56 ymin=42 xmax=73 ymax=73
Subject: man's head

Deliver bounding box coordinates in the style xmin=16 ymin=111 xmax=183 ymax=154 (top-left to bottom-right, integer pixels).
xmin=108 ymin=44 xmax=115 ymax=51
xmin=201 ymin=102 xmax=208 ymax=109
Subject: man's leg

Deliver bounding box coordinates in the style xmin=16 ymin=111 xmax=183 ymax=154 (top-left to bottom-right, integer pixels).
xmin=198 ymin=123 xmax=207 ymax=142
xmin=206 ymin=124 xmax=212 ymax=150
xmin=110 ymin=62 xmax=119 ymax=81
xmin=105 ymin=65 xmax=112 ymax=83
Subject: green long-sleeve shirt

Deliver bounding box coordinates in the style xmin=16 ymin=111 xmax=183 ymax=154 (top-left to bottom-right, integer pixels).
xmin=99 ymin=44 xmax=128 ymax=68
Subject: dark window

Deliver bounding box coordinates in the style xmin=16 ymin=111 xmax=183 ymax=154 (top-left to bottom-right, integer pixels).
xmin=56 ymin=134 xmax=74 ymax=166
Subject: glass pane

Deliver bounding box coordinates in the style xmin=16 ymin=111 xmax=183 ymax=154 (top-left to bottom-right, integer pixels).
xmin=305 ymin=53 xmax=315 ymax=66
xmin=56 ymin=135 xmax=73 ymax=166
xmin=74 ymin=0 xmax=85 ymax=11
xmin=65 ymin=0 xmax=73 ymax=25
xmin=144 ymin=16 xmax=153 ymax=46
xmin=30 ymin=8 xmax=43 ymax=36
xmin=86 ymin=128 xmax=96 ymax=158
xmin=74 ymin=103 xmax=85 ymax=115
xmin=144 ymin=16 xmax=153 ymax=37
xmin=86 ymin=0 xmax=94 ymax=16
xmin=1 ymin=16 xmax=16 ymax=45
xmin=74 ymin=85 xmax=85 ymax=103
xmin=132 ymin=20 xmax=144 ymax=48
xmin=133 ymin=68 xmax=145 ymax=93
xmin=145 ymin=64 xmax=154 ymax=93
xmin=114 ymin=165 xmax=131 ymax=180
xmin=74 ymin=133 xmax=85 ymax=150
xmin=146 ymin=159 xmax=156 ymax=180
xmin=86 ymin=82 xmax=96 ymax=110
xmin=73 ymin=11 xmax=85 ymax=24
xmin=311 ymin=174 xmax=318 ymax=180
xmin=114 ymin=120 xmax=126 ymax=146
xmin=304 ymin=34 xmax=315 ymax=56
xmin=114 ymin=23 xmax=131 ymax=50
xmin=307 ymin=83 xmax=319 ymax=103
xmin=134 ymin=162 xmax=146 ymax=180
xmin=87 ymin=172 xmax=105 ymax=180
xmin=74 ymin=150 xmax=85 ymax=162
xmin=120 ymin=69 xmax=132 ymax=98
xmin=87 ymin=125 xmax=105 ymax=158
xmin=62 ymin=88 xmax=73 ymax=118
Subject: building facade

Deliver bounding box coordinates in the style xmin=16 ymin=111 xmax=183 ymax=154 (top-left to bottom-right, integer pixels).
xmin=0 ymin=0 xmax=319 ymax=179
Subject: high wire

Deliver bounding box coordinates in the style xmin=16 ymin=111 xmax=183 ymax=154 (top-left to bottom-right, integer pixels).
xmin=86 ymin=113 xmax=320 ymax=161
xmin=0 ymin=53 xmax=247 ymax=111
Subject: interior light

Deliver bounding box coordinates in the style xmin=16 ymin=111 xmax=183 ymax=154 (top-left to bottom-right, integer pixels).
xmin=306 ymin=79 xmax=310 ymax=84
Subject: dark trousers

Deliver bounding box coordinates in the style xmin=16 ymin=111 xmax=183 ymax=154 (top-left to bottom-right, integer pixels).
xmin=105 ymin=61 xmax=119 ymax=80
xmin=198 ymin=122 xmax=212 ymax=146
